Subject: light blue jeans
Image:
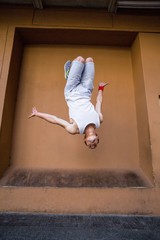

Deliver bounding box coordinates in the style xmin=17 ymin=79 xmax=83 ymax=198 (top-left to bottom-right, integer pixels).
xmin=64 ymin=60 xmax=95 ymax=99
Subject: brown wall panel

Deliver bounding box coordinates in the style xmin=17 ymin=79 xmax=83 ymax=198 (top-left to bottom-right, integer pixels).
xmin=0 ymin=8 xmax=33 ymax=25
xmin=33 ymin=8 xmax=112 ymax=29
xmin=10 ymin=44 xmax=139 ymax=173
xmin=139 ymin=33 xmax=160 ymax=186
xmin=131 ymin=35 xmax=153 ymax=184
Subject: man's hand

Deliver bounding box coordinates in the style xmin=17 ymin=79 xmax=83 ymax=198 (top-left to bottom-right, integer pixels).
xmin=98 ymin=82 xmax=109 ymax=92
xmin=28 ymin=107 xmax=38 ymax=118
xmin=28 ymin=107 xmax=78 ymax=134
xmin=98 ymin=82 xmax=109 ymax=88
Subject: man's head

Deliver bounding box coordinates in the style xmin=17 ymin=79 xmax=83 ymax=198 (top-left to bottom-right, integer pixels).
xmin=84 ymin=134 xmax=99 ymax=149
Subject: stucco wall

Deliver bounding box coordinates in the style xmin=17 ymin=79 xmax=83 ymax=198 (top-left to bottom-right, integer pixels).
xmin=0 ymin=7 xmax=160 ymax=214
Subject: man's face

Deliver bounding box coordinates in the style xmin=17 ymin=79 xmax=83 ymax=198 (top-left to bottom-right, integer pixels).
xmin=84 ymin=134 xmax=99 ymax=149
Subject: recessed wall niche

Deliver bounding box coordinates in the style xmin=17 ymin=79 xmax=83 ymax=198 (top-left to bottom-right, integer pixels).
xmin=0 ymin=28 xmax=154 ymax=188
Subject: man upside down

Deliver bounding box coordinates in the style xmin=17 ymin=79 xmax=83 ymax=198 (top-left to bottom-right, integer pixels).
xmin=29 ymin=56 xmax=108 ymax=149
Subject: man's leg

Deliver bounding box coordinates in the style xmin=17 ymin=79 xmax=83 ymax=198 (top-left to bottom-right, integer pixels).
xmin=64 ymin=56 xmax=85 ymax=94
xmin=80 ymin=57 xmax=95 ymax=93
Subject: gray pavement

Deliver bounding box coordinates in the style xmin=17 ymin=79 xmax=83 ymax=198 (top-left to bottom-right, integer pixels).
xmin=0 ymin=213 xmax=160 ymax=240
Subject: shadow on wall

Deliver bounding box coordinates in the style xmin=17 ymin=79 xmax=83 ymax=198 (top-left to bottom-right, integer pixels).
xmin=0 ymin=169 xmax=150 ymax=188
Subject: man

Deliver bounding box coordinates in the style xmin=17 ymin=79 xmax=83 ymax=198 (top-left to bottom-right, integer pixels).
xmin=29 ymin=56 xmax=108 ymax=149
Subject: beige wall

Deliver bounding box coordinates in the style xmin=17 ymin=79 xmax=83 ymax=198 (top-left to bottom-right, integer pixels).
xmin=11 ymin=45 xmax=138 ymax=171
xmin=131 ymin=35 xmax=153 ymax=184
xmin=0 ymin=7 xmax=160 ymax=214
xmin=139 ymin=33 xmax=160 ymax=186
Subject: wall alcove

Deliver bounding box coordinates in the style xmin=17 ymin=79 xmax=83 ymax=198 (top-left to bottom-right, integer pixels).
xmin=0 ymin=27 xmax=154 ymax=188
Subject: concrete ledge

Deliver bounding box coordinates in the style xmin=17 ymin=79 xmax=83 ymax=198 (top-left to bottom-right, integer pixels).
xmin=0 ymin=187 xmax=160 ymax=215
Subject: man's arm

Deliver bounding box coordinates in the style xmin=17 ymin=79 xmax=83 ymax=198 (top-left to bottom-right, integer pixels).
xmin=28 ymin=107 xmax=77 ymax=134
xmin=95 ymin=82 xmax=109 ymax=123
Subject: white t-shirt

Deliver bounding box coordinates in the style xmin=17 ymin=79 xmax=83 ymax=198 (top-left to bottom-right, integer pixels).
xmin=66 ymin=91 xmax=100 ymax=134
